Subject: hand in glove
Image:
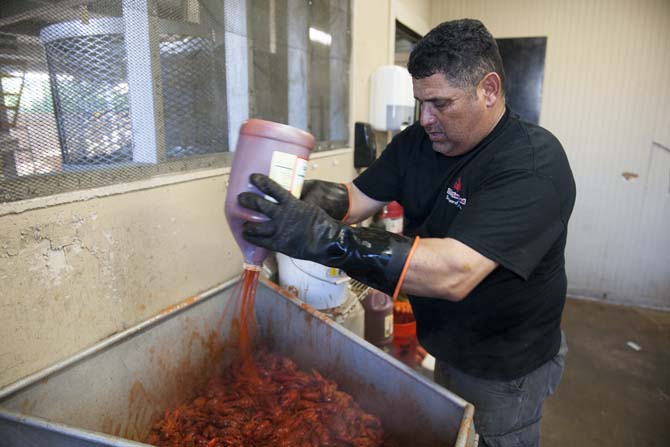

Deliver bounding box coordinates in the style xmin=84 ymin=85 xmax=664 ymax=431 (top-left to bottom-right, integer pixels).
xmin=300 ymin=180 xmax=350 ymax=221
xmin=238 ymin=174 xmax=417 ymax=297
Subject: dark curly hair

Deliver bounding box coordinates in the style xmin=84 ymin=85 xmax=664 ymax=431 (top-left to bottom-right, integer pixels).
xmin=408 ymin=19 xmax=505 ymax=94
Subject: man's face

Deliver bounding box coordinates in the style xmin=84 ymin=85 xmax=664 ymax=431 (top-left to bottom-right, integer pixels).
xmin=413 ymin=72 xmax=487 ymax=157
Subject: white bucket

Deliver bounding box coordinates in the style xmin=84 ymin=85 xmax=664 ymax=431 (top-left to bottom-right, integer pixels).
xmin=276 ymin=253 xmax=350 ymax=309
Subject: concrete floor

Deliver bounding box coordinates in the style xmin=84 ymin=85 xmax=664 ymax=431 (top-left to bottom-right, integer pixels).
xmin=541 ymin=298 xmax=670 ymax=446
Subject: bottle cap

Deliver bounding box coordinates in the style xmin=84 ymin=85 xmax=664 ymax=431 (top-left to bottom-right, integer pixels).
xmin=384 ymin=201 xmax=404 ymax=219
xmin=240 ymin=119 xmax=315 ymax=150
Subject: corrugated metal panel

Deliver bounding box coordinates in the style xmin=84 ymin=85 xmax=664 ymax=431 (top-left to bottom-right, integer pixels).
xmin=430 ymin=0 xmax=670 ymax=308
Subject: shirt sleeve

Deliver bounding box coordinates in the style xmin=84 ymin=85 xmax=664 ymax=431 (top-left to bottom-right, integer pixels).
xmin=352 ymin=128 xmax=410 ymax=202
xmin=447 ymin=169 xmax=565 ymax=279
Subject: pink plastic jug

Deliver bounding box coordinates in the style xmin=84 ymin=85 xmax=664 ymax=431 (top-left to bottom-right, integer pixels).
xmin=225 ymin=119 xmax=315 ymax=268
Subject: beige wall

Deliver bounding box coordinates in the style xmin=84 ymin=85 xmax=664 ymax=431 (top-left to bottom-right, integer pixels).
xmin=394 ymin=0 xmax=431 ymax=37
xmin=0 ymin=172 xmax=239 ymax=388
xmin=431 ymin=0 xmax=670 ymax=308
xmin=0 ymin=151 xmax=356 ymax=388
xmin=352 ymin=0 xmax=392 ymax=125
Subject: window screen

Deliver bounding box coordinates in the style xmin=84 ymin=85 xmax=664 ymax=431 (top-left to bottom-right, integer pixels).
xmin=0 ymin=0 xmax=230 ymax=203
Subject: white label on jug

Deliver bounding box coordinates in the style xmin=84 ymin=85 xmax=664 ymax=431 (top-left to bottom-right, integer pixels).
xmin=291 ymin=158 xmax=308 ymax=198
xmin=384 ymin=314 xmax=394 ymax=338
xmin=268 ymin=151 xmax=298 ymax=192
xmin=268 ymin=151 xmax=308 ymax=199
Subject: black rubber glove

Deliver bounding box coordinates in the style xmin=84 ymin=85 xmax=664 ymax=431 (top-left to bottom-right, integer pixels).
xmin=300 ymin=180 xmax=349 ymax=221
xmin=238 ymin=173 xmax=414 ymax=296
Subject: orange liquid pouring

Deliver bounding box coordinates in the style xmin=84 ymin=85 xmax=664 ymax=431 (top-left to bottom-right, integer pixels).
xmin=213 ymin=266 xmax=261 ymax=376
xmin=218 ymin=266 xmax=261 ymax=376
xmin=236 ymin=267 xmax=260 ymax=374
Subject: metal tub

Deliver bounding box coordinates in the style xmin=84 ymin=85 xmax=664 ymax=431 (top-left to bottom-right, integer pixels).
xmin=0 ymin=278 xmax=476 ymax=446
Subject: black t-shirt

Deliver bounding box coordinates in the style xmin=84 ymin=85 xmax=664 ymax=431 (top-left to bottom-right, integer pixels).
xmin=353 ymin=109 xmax=576 ymax=380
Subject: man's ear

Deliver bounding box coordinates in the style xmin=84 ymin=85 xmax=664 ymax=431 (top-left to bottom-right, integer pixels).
xmin=479 ymin=72 xmax=502 ymax=107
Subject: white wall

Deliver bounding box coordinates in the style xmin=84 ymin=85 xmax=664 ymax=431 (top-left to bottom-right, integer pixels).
xmin=431 ymin=0 xmax=670 ymax=308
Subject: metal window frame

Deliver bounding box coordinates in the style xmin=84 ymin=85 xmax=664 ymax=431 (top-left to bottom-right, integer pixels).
xmin=0 ymin=151 xmax=232 ymax=203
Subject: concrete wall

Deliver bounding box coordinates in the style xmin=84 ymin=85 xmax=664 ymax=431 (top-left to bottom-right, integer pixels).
xmin=0 ymin=170 xmax=237 ymax=388
xmin=0 ymin=150 xmax=356 ymax=388
xmin=431 ymin=0 xmax=670 ymax=309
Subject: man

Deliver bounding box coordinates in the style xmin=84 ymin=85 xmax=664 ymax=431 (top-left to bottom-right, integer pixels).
xmin=238 ymin=19 xmax=576 ymax=447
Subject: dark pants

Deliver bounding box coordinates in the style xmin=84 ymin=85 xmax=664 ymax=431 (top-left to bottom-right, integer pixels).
xmin=434 ymin=332 xmax=567 ymax=447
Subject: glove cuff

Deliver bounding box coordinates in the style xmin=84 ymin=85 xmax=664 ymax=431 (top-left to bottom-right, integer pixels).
xmin=317 ymin=226 xmax=415 ymax=297
xmin=392 ymin=236 xmax=420 ymax=299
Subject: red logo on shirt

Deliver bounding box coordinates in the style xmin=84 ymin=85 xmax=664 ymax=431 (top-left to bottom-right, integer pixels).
xmin=453 ymin=177 xmax=462 ymax=192
xmin=446 ymin=177 xmax=467 ymax=209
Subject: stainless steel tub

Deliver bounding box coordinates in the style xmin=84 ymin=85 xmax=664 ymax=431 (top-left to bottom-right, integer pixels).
xmin=0 ymin=277 xmax=477 ymax=446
